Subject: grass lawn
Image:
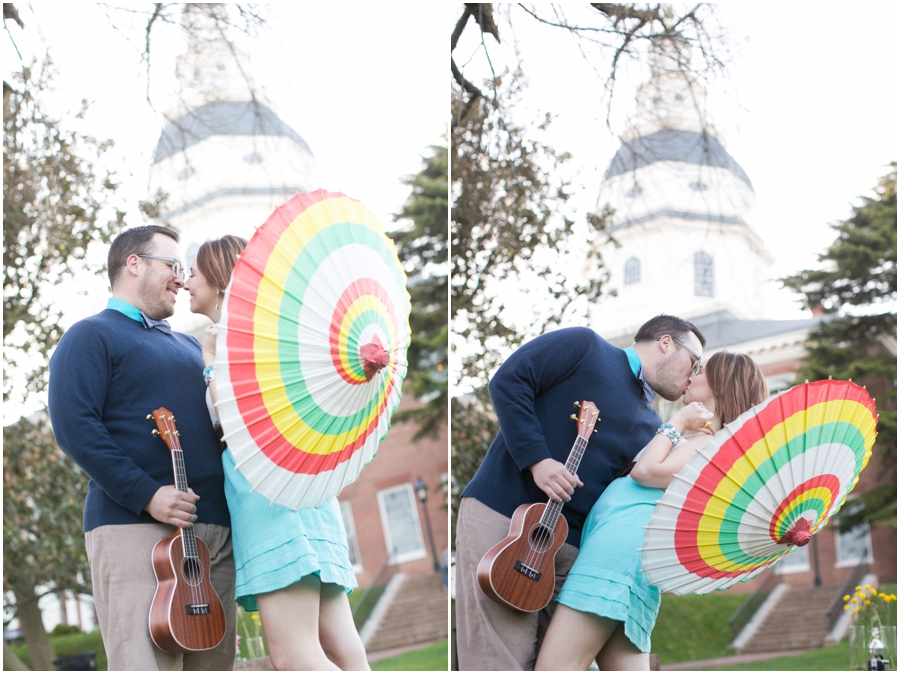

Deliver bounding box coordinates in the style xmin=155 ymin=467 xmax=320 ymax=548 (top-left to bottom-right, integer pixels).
xmin=371 ymin=639 xmax=448 ymax=671
xmin=701 ymin=641 xmax=851 ymax=670
xmin=9 ymin=630 xmax=108 ymax=671
xmin=653 ymin=591 xmax=748 ymax=665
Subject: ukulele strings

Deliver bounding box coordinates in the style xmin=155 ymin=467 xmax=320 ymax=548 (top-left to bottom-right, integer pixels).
xmin=523 ymin=434 xmax=589 ymax=573
xmin=168 ymin=417 xmax=208 ymax=610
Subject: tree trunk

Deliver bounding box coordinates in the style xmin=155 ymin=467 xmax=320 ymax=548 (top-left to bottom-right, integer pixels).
xmin=3 ymin=642 xmax=29 ymax=671
xmin=14 ymin=582 xmax=54 ymax=672
xmin=58 ymin=590 xmax=69 ymax=626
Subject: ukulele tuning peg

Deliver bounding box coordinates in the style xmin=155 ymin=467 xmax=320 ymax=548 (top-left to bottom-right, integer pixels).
xmin=175 ymin=431 xmax=180 ymax=436
xmin=146 ymin=414 xmax=153 ymax=421
xmin=570 ymin=414 xmax=577 ymax=421
xmin=151 ymin=429 xmax=159 ymax=436
xmin=573 ymin=401 xmax=580 ymax=408
xmin=593 ymin=429 xmax=598 ymax=434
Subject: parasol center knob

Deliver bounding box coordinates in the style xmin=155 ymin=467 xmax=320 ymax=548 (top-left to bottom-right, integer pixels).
xmin=360 ymin=338 xmax=390 ymax=381
xmin=780 ymin=517 xmax=813 ymax=547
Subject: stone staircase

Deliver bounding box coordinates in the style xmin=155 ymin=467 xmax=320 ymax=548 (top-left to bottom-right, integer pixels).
xmin=739 ymin=583 xmax=841 ymax=653
xmin=363 ymin=572 xmax=448 ymax=653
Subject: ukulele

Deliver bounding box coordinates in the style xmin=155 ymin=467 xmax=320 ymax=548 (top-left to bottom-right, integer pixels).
xmin=147 ymin=407 xmax=227 ymax=653
xmin=476 ymin=401 xmax=600 ymax=612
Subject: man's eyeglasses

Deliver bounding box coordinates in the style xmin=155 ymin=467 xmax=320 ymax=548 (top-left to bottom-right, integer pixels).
xmin=659 ymin=336 xmax=702 ymax=375
xmin=134 ymin=254 xmax=185 ymax=282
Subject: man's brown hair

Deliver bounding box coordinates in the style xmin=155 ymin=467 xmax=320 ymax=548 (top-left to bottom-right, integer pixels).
xmin=633 ymin=314 xmax=707 ymax=348
xmin=107 ymin=225 xmax=179 ymax=288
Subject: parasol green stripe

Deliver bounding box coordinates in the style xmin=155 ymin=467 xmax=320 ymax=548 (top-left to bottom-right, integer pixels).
xmin=275 ymin=221 xmax=407 ymax=433
xmin=774 ymin=496 xmax=827 ymax=539
xmin=714 ymin=421 xmax=867 ymax=565
xmin=346 ymin=309 xmax=392 ymax=379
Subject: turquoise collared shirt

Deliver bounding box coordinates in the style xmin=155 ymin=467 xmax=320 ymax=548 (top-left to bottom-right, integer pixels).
xmin=107 ymin=297 xmax=142 ymax=322
xmin=624 ymin=346 xmax=656 ymax=403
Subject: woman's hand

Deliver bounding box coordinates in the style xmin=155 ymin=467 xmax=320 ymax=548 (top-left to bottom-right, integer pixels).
xmin=202 ymin=323 xmax=218 ymax=367
xmin=671 ymin=402 xmax=715 ymax=435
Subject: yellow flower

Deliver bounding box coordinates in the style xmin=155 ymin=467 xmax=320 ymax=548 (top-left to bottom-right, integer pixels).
xmin=864 ymin=584 xmax=872 ymax=590
xmin=856 ymin=586 xmax=863 ymax=591
xmin=855 ymin=606 xmax=862 ymax=613
xmin=865 ymin=600 xmax=872 ymax=605
xmin=852 ymin=598 xmax=859 ymax=604
xmin=844 ymin=604 xmax=851 ymax=611
xmin=844 ymin=594 xmax=851 ymax=601
xmin=857 ymin=592 xmax=867 ymax=598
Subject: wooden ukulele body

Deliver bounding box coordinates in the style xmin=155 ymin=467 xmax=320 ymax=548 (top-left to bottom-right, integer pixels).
xmin=149 ymin=529 xmax=226 ymax=653
xmin=476 ymin=502 xmax=569 ymax=612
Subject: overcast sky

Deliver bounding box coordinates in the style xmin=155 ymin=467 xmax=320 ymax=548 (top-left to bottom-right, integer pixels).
xmin=452 ymin=3 xmax=898 ymax=320
xmin=3 ymin=3 xmax=446 ymax=423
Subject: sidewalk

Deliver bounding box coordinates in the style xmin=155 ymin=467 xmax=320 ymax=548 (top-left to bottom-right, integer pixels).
xmin=234 ymin=639 xmax=443 ymax=670
xmin=660 ymin=648 xmax=808 ymax=670
xmin=367 ymin=639 xmax=445 ymax=663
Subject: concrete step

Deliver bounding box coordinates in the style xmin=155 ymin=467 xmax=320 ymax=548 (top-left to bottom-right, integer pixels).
xmin=740 ymin=584 xmax=840 ymax=654
xmin=364 ymin=572 xmax=448 ymax=653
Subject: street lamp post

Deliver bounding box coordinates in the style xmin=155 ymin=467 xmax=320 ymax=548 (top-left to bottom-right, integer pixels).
xmin=415 ymin=477 xmax=441 ymax=572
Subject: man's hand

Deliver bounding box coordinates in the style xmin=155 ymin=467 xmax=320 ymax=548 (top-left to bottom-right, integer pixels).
xmin=145 ymin=486 xmax=199 ymax=528
xmin=529 ymin=458 xmax=583 ymax=503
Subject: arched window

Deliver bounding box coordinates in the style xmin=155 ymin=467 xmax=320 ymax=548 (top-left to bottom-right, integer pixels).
xmin=694 ymin=251 xmax=714 ymax=297
xmin=624 ymin=257 xmax=641 ymax=285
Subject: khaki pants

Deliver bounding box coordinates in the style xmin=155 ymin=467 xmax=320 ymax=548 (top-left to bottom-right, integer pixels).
xmin=85 ymin=523 xmax=237 ymax=671
xmin=455 ymin=497 xmax=578 ymax=671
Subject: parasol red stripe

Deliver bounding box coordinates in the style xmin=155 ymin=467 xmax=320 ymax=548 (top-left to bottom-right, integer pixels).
xmin=224 ymin=191 xmax=401 ymax=474
xmin=271 ymin=390 xmax=394 ymax=474
xmin=328 ymin=278 xmax=397 ymax=385
xmin=671 ymin=382 xmax=876 ymax=579
xmin=768 ymin=474 xmax=841 ymax=541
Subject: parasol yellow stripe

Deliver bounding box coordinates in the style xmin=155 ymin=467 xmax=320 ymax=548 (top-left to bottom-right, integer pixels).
xmin=338 ymin=295 xmax=396 ymax=383
xmin=252 ymin=198 xmax=398 ymax=455
xmin=773 ymin=487 xmax=835 ymax=535
xmin=693 ymin=398 xmax=874 ymax=571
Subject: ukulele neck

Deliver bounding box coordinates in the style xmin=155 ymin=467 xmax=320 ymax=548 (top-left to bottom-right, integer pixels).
xmin=540 ymin=434 xmax=589 ymax=529
xmin=170 ymin=447 xmax=198 ymax=558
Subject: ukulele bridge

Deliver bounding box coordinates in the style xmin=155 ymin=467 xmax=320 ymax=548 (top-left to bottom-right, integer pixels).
xmin=513 ymin=560 xmax=541 ymax=581
xmin=185 ymin=604 xmax=211 ymax=615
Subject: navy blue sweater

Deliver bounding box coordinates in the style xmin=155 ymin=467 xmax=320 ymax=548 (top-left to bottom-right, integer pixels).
xmin=462 ymin=327 xmax=662 ymax=547
xmin=48 ymin=309 xmax=230 ymax=532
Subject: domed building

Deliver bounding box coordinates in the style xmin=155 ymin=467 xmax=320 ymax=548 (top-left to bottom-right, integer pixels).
xmin=147 ymin=7 xmax=316 ymax=332
xmin=585 ymin=37 xmax=773 ymax=335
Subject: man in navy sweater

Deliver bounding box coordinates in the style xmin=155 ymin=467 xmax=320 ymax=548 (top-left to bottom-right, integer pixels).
xmin=455 ymin=316 xmax=705 ymax=671
xmin=49 ymin=225 xmax=236 ymax=670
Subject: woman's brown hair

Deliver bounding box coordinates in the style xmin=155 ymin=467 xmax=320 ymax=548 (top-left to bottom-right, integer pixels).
xmin=194 ymin=235 xmax=248 ymax=292
xmin=704 ymin=351 xmax=769 ymax=425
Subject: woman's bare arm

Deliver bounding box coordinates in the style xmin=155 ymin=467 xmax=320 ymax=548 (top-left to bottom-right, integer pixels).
xmin=630 ymin=402 xmax=714 ymax=489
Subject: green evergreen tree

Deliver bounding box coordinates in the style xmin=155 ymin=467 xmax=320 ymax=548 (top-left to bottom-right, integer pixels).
xmin=389 ymin=145 xmax=448 ymax=437
xmin=782 ymin=164 xmax=897 ymax=530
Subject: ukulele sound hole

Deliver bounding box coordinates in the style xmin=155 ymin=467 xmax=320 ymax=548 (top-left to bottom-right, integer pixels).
xmin=181 ymin=557 xmax=204 ymax=587
xmin=527 ymin=524 xmax=554 ymax=553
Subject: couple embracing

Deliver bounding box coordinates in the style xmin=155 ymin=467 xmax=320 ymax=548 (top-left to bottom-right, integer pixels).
xmin=49 ymin=226 xmax=367 ymax=671
xmin=456 ymin=316 xmax=768 ymax=671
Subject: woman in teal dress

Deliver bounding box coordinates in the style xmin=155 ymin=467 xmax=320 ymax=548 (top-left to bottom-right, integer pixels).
xmin=536 ymin=351 xmax=768 ymax=671
xmin=184 ymin=236 xmax=369 ymax=671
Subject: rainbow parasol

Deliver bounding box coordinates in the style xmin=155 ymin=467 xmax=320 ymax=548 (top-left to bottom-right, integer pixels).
xmin=215 ymin=190 xmax=411 ymax=509
xmin=641 ymin=379 xmax=878 ymax=595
